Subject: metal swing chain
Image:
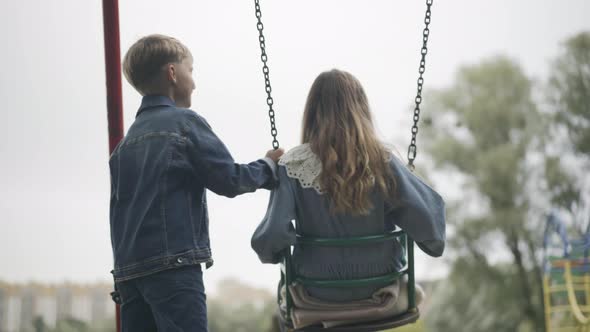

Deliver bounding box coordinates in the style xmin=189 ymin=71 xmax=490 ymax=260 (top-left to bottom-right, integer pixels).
xmin=407 ymin=0 xmax=433 ymax=171
xmin=254 ymin=0 xmax=279 ymax=150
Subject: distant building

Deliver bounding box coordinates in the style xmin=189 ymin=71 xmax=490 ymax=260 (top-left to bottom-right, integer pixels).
xmin=71 ymin=285 xmax=92 ymax=322
xmin=18 ymin=288 xmax=34 ymax=332
xmin=35 ymin=286 xmax=57 ymax=329
xmin=0 ymin=288 xmax=6 ymax=332
xmin=0 ymin=284 xmax=22 ymax=332
xmin=56 ymin=284 xmax=73 ymax=322
xmin=90 ymin=284 xmax=115 ymax=323
xmin=0 ymin=281 xmax=114 ymax=332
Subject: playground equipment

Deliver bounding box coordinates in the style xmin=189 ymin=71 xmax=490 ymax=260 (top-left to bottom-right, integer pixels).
xmin=543 ymin=211 xmax=590 ymax=332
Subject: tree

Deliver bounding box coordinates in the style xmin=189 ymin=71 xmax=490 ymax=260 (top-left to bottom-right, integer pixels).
xmin=52 ymin=318 xmax=89 ymax=332
xmin=549 ymin=32 xmax=590 ymax=155
xmin=33 ymin=316 xmax=47 ymax=332
xmin=545 ymin=31 xmax=590 ymax=230
xmin=207 ymin=299 xmax=276 ymax=332
xmin=421 ymin=56 xmax=546 ymax=331
xmin=207 ymin=278 xmax=277 ymax=332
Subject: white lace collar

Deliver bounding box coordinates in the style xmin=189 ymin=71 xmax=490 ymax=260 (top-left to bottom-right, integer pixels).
xmin=278 ymin=144 xmax=324 ymax=194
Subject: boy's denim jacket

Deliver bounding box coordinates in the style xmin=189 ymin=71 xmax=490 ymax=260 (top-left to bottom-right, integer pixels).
xmin=109 ymin=96 xmax=276 ymax=282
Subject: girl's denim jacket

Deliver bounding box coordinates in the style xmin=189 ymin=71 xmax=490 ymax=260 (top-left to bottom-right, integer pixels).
xmin=110 ymin=96 xmax=276 ymax=282
xmin=251 ymin=146 xmax=445 ymax=301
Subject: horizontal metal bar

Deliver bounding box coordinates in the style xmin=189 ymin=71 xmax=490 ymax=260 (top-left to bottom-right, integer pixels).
xmin=296 ymin=230 xmax=405 ymax=246
xmin=294 ymin=269 xmax=408 ymax=288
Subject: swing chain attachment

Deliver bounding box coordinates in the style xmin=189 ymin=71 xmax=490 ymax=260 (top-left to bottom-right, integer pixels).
xmin=254 ymin=0 xmax=280 ymax=150
xmin=407 ymin=0 xmax=433 ymax=171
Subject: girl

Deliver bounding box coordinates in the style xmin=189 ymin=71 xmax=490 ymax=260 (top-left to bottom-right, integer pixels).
xmin=251 ymin=69 xmax=445 ymax=329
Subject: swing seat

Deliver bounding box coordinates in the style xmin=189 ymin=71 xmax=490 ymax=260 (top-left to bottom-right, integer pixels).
xmin=278 ymin=309 xmax=419 ymax=332
xmin=277 ymin=230 xmax=420 ymax=332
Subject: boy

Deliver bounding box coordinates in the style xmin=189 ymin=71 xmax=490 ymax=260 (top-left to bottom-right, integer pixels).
xmin=109 ymin=34 xmax=283 ymax=331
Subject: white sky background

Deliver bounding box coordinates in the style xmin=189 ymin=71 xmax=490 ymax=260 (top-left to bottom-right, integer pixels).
xmin=0 ymin=0 xmax=589 ymax=294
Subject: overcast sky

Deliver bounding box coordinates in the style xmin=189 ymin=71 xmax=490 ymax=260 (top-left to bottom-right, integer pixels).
xmin=1 ymin=0 xmax=589 ymax=294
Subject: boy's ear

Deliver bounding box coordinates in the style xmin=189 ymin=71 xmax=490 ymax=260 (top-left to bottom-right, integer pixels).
xmin=167 ymin=64 xmax=177 ymax=84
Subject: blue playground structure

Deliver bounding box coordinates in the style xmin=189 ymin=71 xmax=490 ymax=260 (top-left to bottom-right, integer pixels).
xmin=543 ymin=210 xmax=590 ymax=332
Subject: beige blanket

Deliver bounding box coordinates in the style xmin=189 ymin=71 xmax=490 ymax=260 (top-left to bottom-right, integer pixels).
xmin=283 ymin=280 xmax=424 ymax=329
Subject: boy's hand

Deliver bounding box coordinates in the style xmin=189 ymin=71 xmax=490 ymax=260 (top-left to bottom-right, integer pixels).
xmin=265 ymin=148 xmax=285 ymax=163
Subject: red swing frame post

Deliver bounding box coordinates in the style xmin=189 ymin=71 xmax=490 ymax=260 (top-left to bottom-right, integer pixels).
xmin=102 ymin=0 xmax=124 ymax=331
xmin=102 ymin=0 xmax=124 ymax=153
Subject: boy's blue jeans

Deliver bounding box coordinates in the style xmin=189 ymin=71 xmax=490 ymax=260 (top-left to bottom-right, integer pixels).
xmin=117 ymin=265 xmax=207 ymax=332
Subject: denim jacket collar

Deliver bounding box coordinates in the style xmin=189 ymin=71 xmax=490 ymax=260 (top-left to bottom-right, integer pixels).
xmin=137 ymin=95 xmax=176 ymax=117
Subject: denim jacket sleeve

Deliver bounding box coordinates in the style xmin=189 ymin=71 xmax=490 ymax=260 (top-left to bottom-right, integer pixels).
xmin=386 ymin=157 xmax=446 ymax=257
xmin=251 ymin=167 xmax=297 ymax=264
xmin=183 ymin=112 xmax=277 ymax=197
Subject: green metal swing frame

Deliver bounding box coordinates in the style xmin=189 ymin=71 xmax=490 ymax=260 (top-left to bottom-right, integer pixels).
xmin=277 ymin=231 xmax=420 ymax=332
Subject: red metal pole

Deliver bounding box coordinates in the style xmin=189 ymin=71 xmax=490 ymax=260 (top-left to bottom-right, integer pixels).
xmin=102 ymin=0 xmax=125 ymax=153
xmin=102 ymin=1 xmax=124 ymax=331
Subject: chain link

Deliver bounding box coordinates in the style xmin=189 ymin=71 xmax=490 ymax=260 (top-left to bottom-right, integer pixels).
xmin=254 ymin=0 xmax=279 ymax=150
xmin=407 ymin=0 xmax=433 ymax=171
xmin=253 ymin=0 xmax=431 ymax=154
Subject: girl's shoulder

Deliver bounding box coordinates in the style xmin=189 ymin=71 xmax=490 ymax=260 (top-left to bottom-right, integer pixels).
xmin=278 ymin=144 xmax=315 ymax=165
xmin=278 ymin=144 xmax=323 ymax=194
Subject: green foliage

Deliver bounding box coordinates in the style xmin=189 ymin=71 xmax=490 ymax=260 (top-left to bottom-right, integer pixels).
xmin=544 ymin=156 xmax=580 ymax=208
xmin=33 ymin=316 xmax=47 ymax=332
xmin=86 ymin=319 xmax=117 ymax=332
xmin=207 ymin=298 xmax=277 ymax=332
xmin=545 ymin=31 xmax=590 ymax=220
xmin=54 ymin=318 xmax=88 ymax=332
xmin=549 ymin=32 xmax=590 ymax=155
xmin=30 ymin=317 xmax=116 ymax=332
xmin=423 ymin=31 xmax=590 ymax=332
xmin=422 ymin=56 xmax=545 ymax=331
xmin=427 ymin=259 xmax=539 ymax=332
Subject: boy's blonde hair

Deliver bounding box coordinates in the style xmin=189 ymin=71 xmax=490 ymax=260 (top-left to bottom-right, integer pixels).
xmin=122 ymin=34 xmax=191 ymax=95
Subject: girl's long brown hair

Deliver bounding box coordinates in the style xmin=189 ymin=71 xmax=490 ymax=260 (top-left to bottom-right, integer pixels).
xmin=302 ymin=69 xmax=396 ymax=215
